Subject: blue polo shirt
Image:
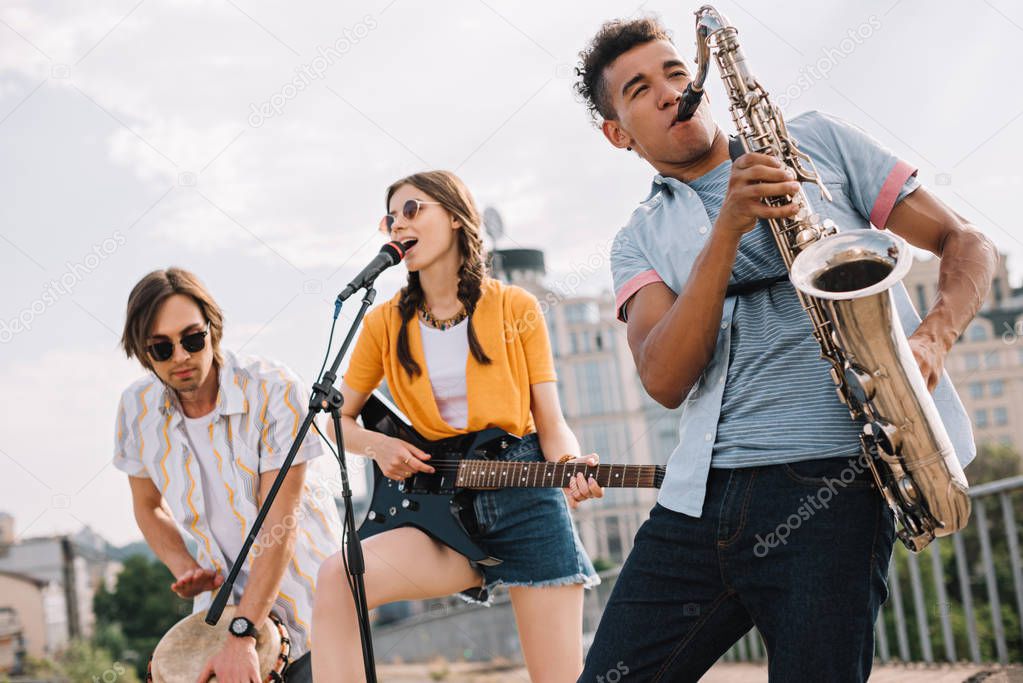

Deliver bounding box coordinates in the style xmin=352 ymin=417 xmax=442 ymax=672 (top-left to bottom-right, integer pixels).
xmin=610 ymin=110 xmax=976 ymax=518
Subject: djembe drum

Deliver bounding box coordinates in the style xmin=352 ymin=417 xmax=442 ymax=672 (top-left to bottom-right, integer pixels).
xmin=147 ymin=606 xmax=290 ymax=682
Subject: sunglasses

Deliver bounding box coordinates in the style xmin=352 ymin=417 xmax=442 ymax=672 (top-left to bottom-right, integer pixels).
xmin=379 ymin=199 xmax=443 ymax=234
xmin=145 ymin=323 xmax=210 ymax=362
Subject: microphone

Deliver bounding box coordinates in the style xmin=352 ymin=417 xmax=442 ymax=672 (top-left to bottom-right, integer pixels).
xmin=335 ymin=240 xmax=414 ymax=305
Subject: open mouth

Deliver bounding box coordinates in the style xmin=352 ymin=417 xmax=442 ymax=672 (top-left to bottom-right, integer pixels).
xmin=402 ymin=238 xmax=419 ymax=253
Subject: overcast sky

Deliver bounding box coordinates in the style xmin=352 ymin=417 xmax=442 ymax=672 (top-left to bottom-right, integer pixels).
xmin=2 ymin=0 xmax=1022 ymax=546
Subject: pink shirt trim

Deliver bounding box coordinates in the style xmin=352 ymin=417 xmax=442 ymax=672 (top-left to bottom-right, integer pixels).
xmin=615 ymin=270 xmax=663 ymax=322
xmin=870 ymin=159 xmax=916 ymax=229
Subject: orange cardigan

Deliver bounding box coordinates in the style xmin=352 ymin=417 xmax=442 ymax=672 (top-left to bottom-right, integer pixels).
xmin=343 ymin=278 xmax=557 ymax=440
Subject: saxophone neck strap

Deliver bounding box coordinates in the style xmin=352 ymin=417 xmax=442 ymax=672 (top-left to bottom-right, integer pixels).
xmin=726 ymin=274 xmax=789 ymax=298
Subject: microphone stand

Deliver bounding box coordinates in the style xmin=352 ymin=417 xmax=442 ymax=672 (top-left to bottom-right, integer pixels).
xmin=206 ymin=285 xmax=379 ymax=682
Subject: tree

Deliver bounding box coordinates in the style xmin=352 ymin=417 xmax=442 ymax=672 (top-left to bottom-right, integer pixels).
xmin=93 ymin=554 xmax=192 ymax=677
xmin=965 ymin=442 xmax=1021 ymax=485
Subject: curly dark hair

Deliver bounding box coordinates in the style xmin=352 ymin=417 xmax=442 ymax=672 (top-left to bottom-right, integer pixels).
xmin=574 ymin=16 xmax=674 ymax=124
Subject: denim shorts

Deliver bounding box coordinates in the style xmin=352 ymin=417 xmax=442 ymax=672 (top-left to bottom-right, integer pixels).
xmin=460 ymin=433 xmax=599 ymax=604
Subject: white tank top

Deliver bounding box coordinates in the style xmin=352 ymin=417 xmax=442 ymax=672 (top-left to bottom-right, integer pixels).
xmin=418 ymin=317 xmax=469 ymax=429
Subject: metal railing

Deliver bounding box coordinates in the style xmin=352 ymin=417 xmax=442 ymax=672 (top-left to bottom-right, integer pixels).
xmin=373 ymin=475 xmax=1023 ymax=665
xmin=721 ymin=474 xmax=1023 ymax=664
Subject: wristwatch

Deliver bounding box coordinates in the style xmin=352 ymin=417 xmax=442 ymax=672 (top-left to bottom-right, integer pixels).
xmin=228 ymin=616 xmax=259 ymax=640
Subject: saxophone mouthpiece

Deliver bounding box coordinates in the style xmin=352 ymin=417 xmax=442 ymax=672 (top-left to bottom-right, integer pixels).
xmin=676 ymin=83 xmax=703 ymax=122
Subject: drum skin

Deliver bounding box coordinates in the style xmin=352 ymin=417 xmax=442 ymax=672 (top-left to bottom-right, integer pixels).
xmin=149 ymin=606 xmax=289 ymax=682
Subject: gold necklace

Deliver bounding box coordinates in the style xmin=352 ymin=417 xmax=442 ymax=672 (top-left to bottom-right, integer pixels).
xmin=419 ymin=302 xmax=467 ymax=330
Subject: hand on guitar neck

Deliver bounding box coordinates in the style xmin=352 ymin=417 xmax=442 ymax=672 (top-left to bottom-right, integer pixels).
xmin=558 ymin=453 xmax=604 ymax=510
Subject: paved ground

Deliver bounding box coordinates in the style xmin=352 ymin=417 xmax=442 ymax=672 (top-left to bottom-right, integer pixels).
xmin=377 ymin=661 xmax=1023 ymax=682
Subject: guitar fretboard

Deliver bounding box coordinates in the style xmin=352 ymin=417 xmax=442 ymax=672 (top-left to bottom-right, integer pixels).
xmin=455 ymin=460 xmax=664 ymax=489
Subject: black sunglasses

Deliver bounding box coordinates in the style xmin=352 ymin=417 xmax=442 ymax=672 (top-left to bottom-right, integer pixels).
xmin=379 ymin=199 xmax=442 ymax=234
xmin=146 ymin=323 xmax=210 ymax=362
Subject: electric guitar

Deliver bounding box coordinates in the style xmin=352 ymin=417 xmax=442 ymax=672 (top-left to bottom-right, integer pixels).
xmin=357 ymin=391 xmax=665 ymax=565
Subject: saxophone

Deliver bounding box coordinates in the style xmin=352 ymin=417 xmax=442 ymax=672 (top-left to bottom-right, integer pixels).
xmin=677 ymin=5 xmax=970 ymax=551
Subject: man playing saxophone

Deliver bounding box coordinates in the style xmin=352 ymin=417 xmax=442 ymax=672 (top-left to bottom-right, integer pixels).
xmin=574 ymin=15 xmax=997 ymax=681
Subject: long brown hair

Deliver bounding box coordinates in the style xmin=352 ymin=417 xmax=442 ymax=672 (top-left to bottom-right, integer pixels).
xmin=386 ymin=170 xmax=492 ymax=379
xmin=121 ymin=268 xmax=225 ymax=371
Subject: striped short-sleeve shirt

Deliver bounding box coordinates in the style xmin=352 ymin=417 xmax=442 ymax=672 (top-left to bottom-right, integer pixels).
xmin=686 ymin=158 xmax=918 ymax=467
xmin=609 ymin=110 xmax=975 ymax=518
xmin=113 ymin=350 xmax=343 ymax=656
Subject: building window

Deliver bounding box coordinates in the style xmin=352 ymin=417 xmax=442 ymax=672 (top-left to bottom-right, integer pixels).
xmin=969 ymin=382 xmax=984 ymax=400
xmin=915 ymin=284 xmax=928 ymax=313
xmin=990 ymin=380 xmax=1005 ymax=397
xmin=565 ymin=302 xmax=599 ymax=324
xmin=995 ymin=407 xmax=1008 ymax=426
xmin=975 ymin=409 xmax=989 ymax=428
xmin=580 ymin=361 xmax=606 ymax=415
xmin=964 ymin=353 xmax=980 ymax=371
xmin=606 ymin=515 xmax=623 ymax=563
xmin=967 ymin=323 xmax=988 ymax=342
xmin=987 ymin=351 xmax=1002 ymax=369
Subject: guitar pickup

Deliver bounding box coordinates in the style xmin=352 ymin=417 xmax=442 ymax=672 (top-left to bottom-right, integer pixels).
xmin=403 ymin=471 xmax=457 ymax=495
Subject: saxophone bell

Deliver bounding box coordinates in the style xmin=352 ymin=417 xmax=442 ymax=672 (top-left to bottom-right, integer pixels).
xmin=790 ymin=230 xmax=971 ymax=550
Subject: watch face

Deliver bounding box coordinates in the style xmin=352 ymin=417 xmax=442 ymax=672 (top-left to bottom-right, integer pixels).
xmin=231 ymin=619 xmax=247 ymax=634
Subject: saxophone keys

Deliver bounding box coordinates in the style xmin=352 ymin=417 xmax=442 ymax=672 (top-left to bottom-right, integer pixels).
xmin=864 ymin=420 xmax=903 ymax=458
xmin=844 ymin=364 xmax=877 ymax=405
xmin=794 ymin=227 xmax=819 ymax=249
xmin=898 ymin=476 xmax=919 ymax=504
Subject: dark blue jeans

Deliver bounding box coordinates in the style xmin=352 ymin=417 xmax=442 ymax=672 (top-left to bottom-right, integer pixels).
xmin=580 ymin=456 xmax=896 ymax=682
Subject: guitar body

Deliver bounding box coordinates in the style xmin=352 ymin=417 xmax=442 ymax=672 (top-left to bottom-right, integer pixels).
xmin=356 ymin=391 xmax=664 ymax=567
xmin=357 ymin=392 xmax=514 ymax=566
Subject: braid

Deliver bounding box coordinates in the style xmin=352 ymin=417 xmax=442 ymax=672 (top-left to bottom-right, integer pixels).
xmin=396 ymin=271 xmax=425 ymax=379
xmin=457 ymin=230 xmax=492 ymax=367
xmin=383 ymin=169 xmax=494 ymax=378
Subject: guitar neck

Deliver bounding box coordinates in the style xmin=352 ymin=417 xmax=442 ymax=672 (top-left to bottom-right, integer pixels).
xmin=454 ymin=460 xmax=664 ymax=489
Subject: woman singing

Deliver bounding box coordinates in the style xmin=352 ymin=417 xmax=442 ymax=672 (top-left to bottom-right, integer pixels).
xmin=312 ymin=170 xmax=602 ymax=682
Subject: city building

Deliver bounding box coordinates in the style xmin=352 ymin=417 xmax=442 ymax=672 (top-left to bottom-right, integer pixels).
xmin=903 ymin=251 xmax=1023 ymax=453
xmin=0 ymin=514 xmax=121 ymax=662
xmin=492 ymin=247 xmax=682 ymax=567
